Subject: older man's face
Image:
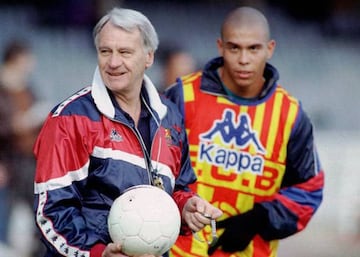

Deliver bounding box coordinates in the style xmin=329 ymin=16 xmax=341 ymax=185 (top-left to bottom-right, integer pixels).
xmin=96 ymin=22 xmax=154 ymax=95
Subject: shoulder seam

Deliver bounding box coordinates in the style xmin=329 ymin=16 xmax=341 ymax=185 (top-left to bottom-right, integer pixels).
xmin=52 ymin=86 xmax=91 ymax=117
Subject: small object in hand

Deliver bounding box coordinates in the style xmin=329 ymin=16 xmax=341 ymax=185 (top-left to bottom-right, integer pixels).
xmin=192 ymin=217 xmax=218 ymax=247
xmin=203 ymin=213 xmax=212 ymax=219
xmin=208 ymin=219 xmax=218 ymax=247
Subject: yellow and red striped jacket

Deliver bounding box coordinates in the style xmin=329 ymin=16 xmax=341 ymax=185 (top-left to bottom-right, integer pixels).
xmin=165 ymin=57 xmax=324 ymax=257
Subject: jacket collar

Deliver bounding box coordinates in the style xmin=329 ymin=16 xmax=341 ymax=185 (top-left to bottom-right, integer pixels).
xmin=91 ymin=66 xmax=167 ymax=119
xmin=201 ymin=57 xmax=280 ymax=100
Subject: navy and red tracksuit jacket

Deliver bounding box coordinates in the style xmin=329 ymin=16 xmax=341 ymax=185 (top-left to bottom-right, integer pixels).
xmin=33 ymin=67 xmax=196 ymax=257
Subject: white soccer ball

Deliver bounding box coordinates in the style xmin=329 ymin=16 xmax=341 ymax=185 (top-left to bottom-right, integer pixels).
xmin=108 ymin=185 xmax=181 ymax=256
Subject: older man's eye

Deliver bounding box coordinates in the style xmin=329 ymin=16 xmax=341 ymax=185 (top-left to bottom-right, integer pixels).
xmin=118 ymin=49 xmax=133 ymax=57
xmin=99 ymin=49 xmax=111 ymax=55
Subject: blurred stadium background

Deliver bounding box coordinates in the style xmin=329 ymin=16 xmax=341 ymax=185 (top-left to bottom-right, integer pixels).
xmin=0 ymin=0 xmax=359 ymax=256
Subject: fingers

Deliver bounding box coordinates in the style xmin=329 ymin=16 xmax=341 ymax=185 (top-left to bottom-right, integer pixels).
xmin=209 ymin=207 xmax=223 ymax=220
xmin=195 ymin=211 xmax=212 ymax=229
xmin=183 ymin=196 xmax=223 ymax=232
xmin=185 ymin=211 xmax=207 ymax=232
xmin=183 ymin=209 xmax=215 ymax=232
xmin=102 ymin=243 xmax=124 ymax=257
xmin=188 ymin=196 xmax=223 ymax=220
xmin=102 ymin=243 xmax=159 ymax=257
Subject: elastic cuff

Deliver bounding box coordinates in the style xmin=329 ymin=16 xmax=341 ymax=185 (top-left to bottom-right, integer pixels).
xmin=90 ymin=243 xmax=106 ymax=257
xmin=180 ymin=222 xmax=193 ymax=236
xmin=172 ymin=191 xmax=197 ymax=235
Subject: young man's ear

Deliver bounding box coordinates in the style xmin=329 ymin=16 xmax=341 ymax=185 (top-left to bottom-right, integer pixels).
xmin=216 ymin=38 xmax=224 ymax=56
xmin=266 ymin=39 xmax=276 ymax=60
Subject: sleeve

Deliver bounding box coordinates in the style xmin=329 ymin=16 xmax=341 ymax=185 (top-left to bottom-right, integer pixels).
xmin=33 ymin=114 xmax=105 ymax=257
xmin=172 ymin=120 xmax=197 ymax=220
xmin=164 ymin=90 xmax=198 ymax=234
xmin=259 ymin=106 xmax=324 ymax=240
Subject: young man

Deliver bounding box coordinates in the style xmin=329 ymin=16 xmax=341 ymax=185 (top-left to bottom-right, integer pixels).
xmin=165 ymin=6 xmax=324 ymax=257
xmin=33 ymin=8 xmax=221 ymax=257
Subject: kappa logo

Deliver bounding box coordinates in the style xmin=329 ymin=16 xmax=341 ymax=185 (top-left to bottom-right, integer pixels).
xmin=198 ymin=109 xmax=266 ymax=174
xmin=110 ymin=128 xmax=123 ymax=142
xmin=201 ymin=109 xmax=265 ymax=153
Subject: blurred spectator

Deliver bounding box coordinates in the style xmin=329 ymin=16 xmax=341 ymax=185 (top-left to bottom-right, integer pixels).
xmin=158 ymin=44 xmax=197 ymax=92
xmin=0 ymin=84 xmax=13 ymax=244
xmin=0 ymin=40 xmax=38 ymax=202
xmin=0 ymin=39 xmax=49 ymax=257
xmin=324 ymin=0 xmax=360 ymax=37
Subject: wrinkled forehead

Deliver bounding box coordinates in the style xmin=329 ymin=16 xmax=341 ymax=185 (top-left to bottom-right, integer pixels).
xmin=98 ymin=22 xmax=143 ymax=45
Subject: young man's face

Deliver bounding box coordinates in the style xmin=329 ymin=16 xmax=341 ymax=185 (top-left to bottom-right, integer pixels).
xmin=96 ymin=22 xmax=154 ymax=95
xmin=217 ymin=23 xmax=275 ymax=98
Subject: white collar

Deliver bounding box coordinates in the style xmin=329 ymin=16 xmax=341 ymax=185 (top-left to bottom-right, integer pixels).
xmin=91 ymin=66 xmax=167 ymax=119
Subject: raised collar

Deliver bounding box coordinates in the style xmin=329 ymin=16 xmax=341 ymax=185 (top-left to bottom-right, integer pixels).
xmin=91 ymin=66 xmax=167 ymax=120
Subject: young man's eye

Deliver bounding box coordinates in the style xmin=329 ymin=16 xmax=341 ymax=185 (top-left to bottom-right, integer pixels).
xmin=227 ymin=45 xmax=239 ymax=53
xmin=250 ymin=45 xmax=261 ymax=51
